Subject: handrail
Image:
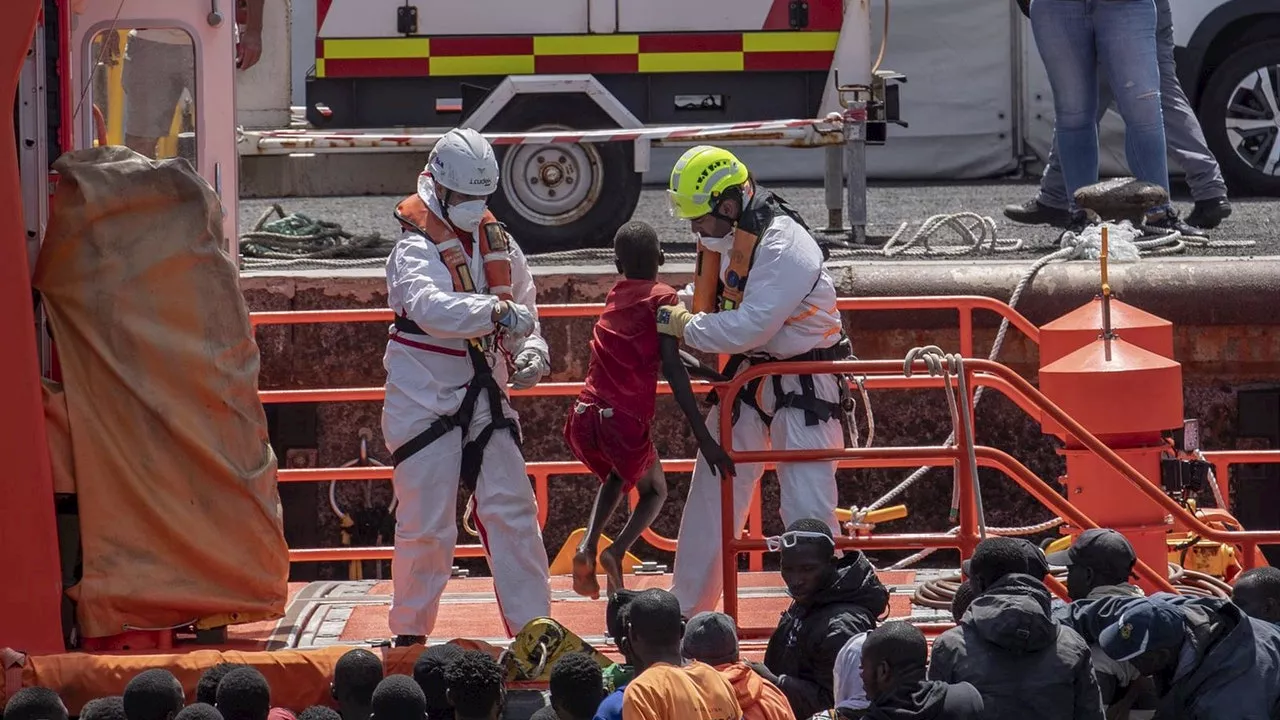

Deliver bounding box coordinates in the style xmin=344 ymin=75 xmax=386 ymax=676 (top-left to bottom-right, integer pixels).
xmin=248 ymin=294 xmax=1041 ymax=355
xmin=711 ymin=357 xmax=1280 ymax=632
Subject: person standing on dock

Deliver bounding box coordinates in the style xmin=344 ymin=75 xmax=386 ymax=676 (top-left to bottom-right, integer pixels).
xmin=381 ymin=127 xmax=552 ymax=647
xmin=655 ymin=144 xmax=854 ymax=619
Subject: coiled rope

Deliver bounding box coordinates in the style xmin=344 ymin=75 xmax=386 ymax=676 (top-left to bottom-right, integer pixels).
xmin=239 ymin=204 xmax=396 ymax=271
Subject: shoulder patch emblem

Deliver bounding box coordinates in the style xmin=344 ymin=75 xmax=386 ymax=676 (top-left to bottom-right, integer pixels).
xmin=484 ymin=222 xmax=511 ymax=253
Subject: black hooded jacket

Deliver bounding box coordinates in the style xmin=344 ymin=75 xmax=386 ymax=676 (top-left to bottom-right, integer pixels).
xmin=764 ymin=550 xmax=890 ymax=719
xmin=926 ymin=574 xmax=1103 ymax=720
xmin=865 ymin=672 xmax=984 ymax=720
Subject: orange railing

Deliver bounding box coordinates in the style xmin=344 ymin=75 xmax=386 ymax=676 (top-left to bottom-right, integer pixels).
xmin=252 ymin=296 xmax=1039 ymax=567
xmin=714 ymin=357 xmax=1280 ymax=637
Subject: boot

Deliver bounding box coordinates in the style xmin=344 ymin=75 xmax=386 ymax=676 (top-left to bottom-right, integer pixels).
xmin=394 ymin=634 xmax=427 ymax=647
xmin=1186 ymin=197 xmax=1232 ymax=230
xmin=1003 ymin=197 xmax=1072 ymax=228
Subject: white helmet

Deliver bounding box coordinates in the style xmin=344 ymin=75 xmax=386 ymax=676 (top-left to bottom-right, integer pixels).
xmin=426 ymin=127 xmax=499 ymax=196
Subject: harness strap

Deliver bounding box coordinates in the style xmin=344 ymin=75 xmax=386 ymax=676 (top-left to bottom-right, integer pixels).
xmin=705 ymin=354 xmax=773 ymax=427
xmin=389 ymin=320 xmax=520 ymax=473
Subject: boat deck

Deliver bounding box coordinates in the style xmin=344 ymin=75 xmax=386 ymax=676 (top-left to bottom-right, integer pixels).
xmin=223 ymin=570 xmax=952 ymax=656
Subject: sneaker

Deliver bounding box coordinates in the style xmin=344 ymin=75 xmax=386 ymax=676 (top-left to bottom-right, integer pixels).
xmin=1003 ymin=198 xmax=1072 ymax=228
xmin=1186 ymin=197 xmax=1232 ymax=230
xmin=393 ymin=634 xmax=426 ymax=647
xmin=1145 ymin=208 xmax=1205 ymax=238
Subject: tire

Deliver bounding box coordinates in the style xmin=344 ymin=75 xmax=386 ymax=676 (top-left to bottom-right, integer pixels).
xmin=1198 ymin=40 xmax=1280 ymax=197
xmin=483 ymin=96 xmax=643 ymax=254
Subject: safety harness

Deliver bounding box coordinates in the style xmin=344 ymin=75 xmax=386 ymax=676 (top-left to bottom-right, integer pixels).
xmin=695 ymin=186 xmax=857 ymax=439
xmin=389 ymin=192 xmax=521 ymax=494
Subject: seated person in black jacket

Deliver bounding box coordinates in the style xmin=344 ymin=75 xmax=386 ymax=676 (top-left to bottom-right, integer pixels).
xmin=928 ymin=536 xmax=1104 ymax=720
xmin=752 ymin=518 xmax=890 ymax=719
xmin=860 ymin=621 xmax=983 ymax=720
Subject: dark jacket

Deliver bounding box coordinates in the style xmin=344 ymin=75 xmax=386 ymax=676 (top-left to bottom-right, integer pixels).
xmin=1053 ymin=584 xmax=1146 ymax=705
xmin=865 ymin=674 xmax=984 ymax=720
xmin=764 ymin=550 xmax=890 ymax=719
xmin=926 ymin=574 xmax=1104 ymax=720
xmin=1069 ymin=593 xmax=1280 ymax=720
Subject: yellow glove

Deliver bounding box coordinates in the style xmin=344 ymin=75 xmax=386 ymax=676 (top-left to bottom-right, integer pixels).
xmin=656 ymin=304 xmax=693 ymax=338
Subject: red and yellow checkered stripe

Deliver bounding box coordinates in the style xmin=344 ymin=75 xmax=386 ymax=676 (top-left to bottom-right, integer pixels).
xmin=315 ymin=31 xmax=839 ymax=79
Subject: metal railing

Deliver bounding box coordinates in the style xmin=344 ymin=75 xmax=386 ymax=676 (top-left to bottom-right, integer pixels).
xmin=252 ymin=295 xmax=1039 ymax=567
xmin=714 ymin=357 xmax=1280 ymax=637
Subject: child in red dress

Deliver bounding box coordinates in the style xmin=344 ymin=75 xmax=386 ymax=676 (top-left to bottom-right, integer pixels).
xmin=564 ymin=221 xmax=734 ymax=599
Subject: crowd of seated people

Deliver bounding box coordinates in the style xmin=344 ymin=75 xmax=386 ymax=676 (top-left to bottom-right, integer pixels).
xmin=6 ymin=522 xmax=1280 ymax=720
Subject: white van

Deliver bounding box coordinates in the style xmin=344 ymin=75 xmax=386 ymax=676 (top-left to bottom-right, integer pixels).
xmin=1173 ymin=0 xmax=1280 ymax=196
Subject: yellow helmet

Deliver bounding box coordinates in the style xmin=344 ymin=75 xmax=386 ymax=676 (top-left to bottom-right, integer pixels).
xmin=667 ymin=145 xmax=750 ymax=219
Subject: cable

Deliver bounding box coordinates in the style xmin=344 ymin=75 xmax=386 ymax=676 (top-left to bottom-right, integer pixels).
xmin=911 ymin=562 xmax=1233 ymax=612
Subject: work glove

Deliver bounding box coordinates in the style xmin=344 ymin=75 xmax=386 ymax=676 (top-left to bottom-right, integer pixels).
xmin=656 ymin=304 xmax=693 ymax=339
xmin=493 ymin=299 xmax=537 ymax=340
xmin=509 ymin=348 xmax=549 ymax=390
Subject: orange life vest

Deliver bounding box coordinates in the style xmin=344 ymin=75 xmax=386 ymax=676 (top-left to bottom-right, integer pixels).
xmin=394 ymin=192 xmax=514 ymax=303
xmin=692 ymin=227 xmax=761 ymax=314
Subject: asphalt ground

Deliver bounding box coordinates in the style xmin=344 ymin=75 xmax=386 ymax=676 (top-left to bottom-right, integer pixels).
xmin=239 ymin=179 xmax=1280 ymax=266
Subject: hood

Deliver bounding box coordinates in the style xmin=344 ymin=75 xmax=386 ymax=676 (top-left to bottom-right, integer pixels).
xmin=866 ymin=676 xmax=950 ymax=720
xmin=719 ymin=662 xmax=770 ymax=709
xmin=414 ymin=173 xmax=448 ymax=221
xmin=1086 ymin=583 xmax=1144 ymax=600
xmin=1173 ymin=599 xmax=1250 ymax=688
xmin=962 ymin=574 xmax=1056 ymax=653
xmin=806 ymin=551 xmax=891 ymax=617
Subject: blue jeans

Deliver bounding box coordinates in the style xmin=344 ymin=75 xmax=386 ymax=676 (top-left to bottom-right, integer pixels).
xmin=1030 ymin=0 xmax=1170 ymax=213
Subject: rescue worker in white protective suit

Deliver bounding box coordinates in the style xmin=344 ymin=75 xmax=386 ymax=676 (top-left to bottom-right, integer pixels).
xmin=656 ymin=145 xmax=853 ymax=618
xmin=382 ymin=128 xmax=552 ymax=647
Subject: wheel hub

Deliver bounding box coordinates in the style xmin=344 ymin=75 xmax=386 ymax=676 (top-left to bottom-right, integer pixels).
xmin=1224 ymin=64 xmax=1280 ymax=178
xmin=501 ymin=133 xmax=602 ymax=226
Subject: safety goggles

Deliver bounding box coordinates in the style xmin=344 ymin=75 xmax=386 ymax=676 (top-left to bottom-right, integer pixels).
xmin=765 ymin=531 xmax=836 ymax=553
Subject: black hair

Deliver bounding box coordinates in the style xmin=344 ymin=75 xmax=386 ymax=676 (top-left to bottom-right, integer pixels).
xmin=173 ymin=705 xmax=223 ymax=720
xmin=369 ymin=676 xmax=426 ymax=720
xmin=1235 ymin=566 xmax=1280 ymax=597
xmin=861 ymin=621 xmax=928 ymax=675
xmin=443 ymin=652 xmax=503 ymax=719
xmin=548 ymin=654 xmax=604 ymax=720
xmin=81 ymin=697 xmax=127 ymax=720
xmin=334 ymin=649 xmax=384 ymax=706
xmin=413 ymin=644 xmax=466 ymax=718
xmin=626 ymin=589 xmax=684 ymax=647
xmin=613 ymin=221 xmax=662 ymax=279
xmin=782 ymin=518 xmax=836 ymax=558
xmin=951 ymin=580 xmax=978 ymax=623
xmin=3 ymin=687 xmax=66 ymax=720
xmin=197 ymin=664 xmax=247 ymax=706
xmin=214 ymin=668 xmax=270 ymax=720
xmin=606 ymin=589 xmax=641 ymax=641
xmin=297 ymin=708 xmax=341 ymax=720
xmin=123 ymin=669 xmax=186 ymax=720
xmin=968 ymin=537 xmax=1031 ymax=588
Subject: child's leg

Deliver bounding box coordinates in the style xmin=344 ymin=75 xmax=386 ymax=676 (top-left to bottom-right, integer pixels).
xmin=572 ymin=471 xmax=625 ymax=599
xmin=599 ymin=462 xmax=667 ymax=596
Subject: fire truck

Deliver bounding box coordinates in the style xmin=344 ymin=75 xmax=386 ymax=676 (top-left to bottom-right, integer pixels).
xmin=243 ymin=0 xmax=905 ymax=250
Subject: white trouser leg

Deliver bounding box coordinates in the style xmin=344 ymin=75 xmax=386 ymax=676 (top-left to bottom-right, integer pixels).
xmin=670 ymin=404 xmax=769 ymax=618
xmin=387 ymin=429 xmax=462 ymax=637
xmin=471 ymin=428 xmax=551 ymax=636
xmin=771 ymin=373 xmax=843 ymax=535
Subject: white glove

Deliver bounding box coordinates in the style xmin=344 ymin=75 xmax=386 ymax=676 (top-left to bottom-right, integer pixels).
xmin=494 ymin=300 xmax=536 ymax=339
xmin=509 ymin=349 xmax=549 ymax=390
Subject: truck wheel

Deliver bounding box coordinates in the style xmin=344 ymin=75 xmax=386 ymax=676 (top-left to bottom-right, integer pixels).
xmin=1198 ymin=40 xmax=1280 ymax=197
xmin=485 ymin=97 xmax=643 ymax=253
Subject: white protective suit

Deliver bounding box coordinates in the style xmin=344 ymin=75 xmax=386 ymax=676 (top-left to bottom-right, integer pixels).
xmin=382 ymin=175 xmax=551 ymax=637
xmin=671 ymin=211 xmax=845 ymax=618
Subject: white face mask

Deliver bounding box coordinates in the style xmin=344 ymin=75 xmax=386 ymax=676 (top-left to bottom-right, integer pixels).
xmin=697 ymin=230 xmax=734 ymax=254
xmin=448 ymin=200 xmax=487 ymax=233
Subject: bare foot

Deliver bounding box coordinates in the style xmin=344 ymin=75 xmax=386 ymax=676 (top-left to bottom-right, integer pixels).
xmin=572 ymin=549 xmax=601 ymax=599
xmin=599 ymin=546 xmax=625 ymax=597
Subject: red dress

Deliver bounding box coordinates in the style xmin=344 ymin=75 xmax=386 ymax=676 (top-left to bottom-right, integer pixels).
xmin=563 ymin=279 xmax=680 ymax=491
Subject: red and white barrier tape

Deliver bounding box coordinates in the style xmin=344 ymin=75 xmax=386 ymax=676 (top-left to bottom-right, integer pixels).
xmin=239 ymin=116 xmax=850 ymax=154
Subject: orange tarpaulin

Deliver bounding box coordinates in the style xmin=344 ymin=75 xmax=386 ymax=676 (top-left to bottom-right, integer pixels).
xmin=0 ymin=642 xmax=511 ymax=714
xmin=32 ymin=147 xmax=288 ymax=639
